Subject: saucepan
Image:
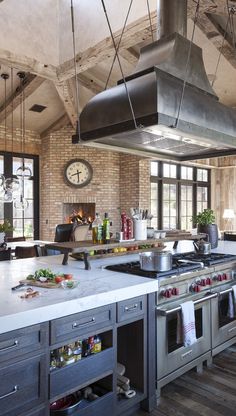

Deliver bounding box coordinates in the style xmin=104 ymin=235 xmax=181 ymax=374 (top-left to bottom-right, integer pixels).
xmin=139 ymin=251 xmax=172 ymax=272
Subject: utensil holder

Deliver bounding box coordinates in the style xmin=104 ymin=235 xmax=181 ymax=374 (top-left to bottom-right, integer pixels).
xmin=134 ymin=220 xmax=147 ymax=240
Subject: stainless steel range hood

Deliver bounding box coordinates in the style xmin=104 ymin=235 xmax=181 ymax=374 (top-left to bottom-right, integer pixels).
xmin=77 ymin=0 xmax=236 ymax=161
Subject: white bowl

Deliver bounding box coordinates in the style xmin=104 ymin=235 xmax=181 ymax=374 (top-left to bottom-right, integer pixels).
xmin=60 ymin=280 xmax=79 ymax=289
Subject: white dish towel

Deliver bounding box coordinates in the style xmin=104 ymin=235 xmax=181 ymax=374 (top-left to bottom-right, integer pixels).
xmin=227 ymin=285 xmax=236 ymax=318
xmin=180 ymin=300 xmax=197 ymax=347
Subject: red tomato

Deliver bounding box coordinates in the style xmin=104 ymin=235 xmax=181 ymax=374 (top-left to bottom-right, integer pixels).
xmin=64 ymin=273 xmax=73 ymax=280
xmin=55 ymin=276 xmax=64 ymax=284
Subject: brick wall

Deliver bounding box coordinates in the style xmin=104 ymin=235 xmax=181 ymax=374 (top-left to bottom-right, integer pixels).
xmin=40 ymin=128 xmax=153 ymax=240
xmin=0 ymin=123 xmax=152 ymax=240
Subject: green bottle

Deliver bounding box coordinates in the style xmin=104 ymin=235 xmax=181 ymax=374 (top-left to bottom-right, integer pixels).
xmin=103 ymin=213 xmax=110 ymax=244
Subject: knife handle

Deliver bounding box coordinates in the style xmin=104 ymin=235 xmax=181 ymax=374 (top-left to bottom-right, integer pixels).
xmin=11 ymin=283 xmax=25 ymax=291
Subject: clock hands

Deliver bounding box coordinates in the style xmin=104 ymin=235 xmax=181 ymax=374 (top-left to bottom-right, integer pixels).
xmin=70 ymin=170 xmax=82 ymax=182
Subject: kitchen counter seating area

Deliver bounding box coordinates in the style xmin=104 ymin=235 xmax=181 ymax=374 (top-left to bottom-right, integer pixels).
xmin=1 ymin=240 xmax=236 ymax=415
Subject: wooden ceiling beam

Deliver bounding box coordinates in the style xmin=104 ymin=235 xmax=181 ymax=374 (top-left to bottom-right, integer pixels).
xmin=40 ymin=113 xmax=70 ymax=139
xmin=78 ymin=73 xmax=105 ymax=95
xmin=119 ymin=47 xmax=139 ymax=65
xmin=188 ymin=0 xmax=234 ymax=18
xmin=54 ymin=79 xmax=78 ymax=128
xmin=0 ymin=74 xmax=45 ymax=124
xmin=0 ymin=48 xmax=57 ymax=81
xmin=57 ymin=11 xmax=157 ymax=81
xmin=195 ymin=12 xmax=236 ymax=69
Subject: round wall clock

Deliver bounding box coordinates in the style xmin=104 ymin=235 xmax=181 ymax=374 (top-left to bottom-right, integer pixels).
xmin=64 ymin=159 xmax=93 ymax=188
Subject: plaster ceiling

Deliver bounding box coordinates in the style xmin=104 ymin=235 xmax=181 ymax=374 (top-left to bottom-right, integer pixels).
xmin=0 ymin=0 xmax=235 ymax=139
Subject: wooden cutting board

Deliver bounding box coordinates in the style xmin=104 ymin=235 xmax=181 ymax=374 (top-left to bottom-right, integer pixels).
xmin=19 ymin=279 xmax=60 ymax=289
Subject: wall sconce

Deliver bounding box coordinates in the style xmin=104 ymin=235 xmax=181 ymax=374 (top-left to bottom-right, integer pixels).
xmin=223 ymin=209 xmax=235 ymax=231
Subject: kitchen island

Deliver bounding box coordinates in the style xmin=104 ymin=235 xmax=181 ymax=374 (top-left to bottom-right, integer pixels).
xmin=0 ymin=253 xmax=158 ymax=416
xmin=1 ymin=240 xmax=236 ymax=416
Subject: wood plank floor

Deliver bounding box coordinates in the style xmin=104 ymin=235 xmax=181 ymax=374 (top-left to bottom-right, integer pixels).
xmin=136 ymin=344 xmax=236 ymax=416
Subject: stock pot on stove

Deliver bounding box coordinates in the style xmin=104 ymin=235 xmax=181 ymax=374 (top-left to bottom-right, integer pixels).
xmin=139 ymin=251 xmax=172 ymax=272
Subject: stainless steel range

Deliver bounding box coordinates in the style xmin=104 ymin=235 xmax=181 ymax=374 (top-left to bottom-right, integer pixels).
xmin=106 ymin=252 xmax=236 ymax=398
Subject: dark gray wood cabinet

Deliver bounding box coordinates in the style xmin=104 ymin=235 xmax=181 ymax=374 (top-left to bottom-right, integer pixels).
xmin=0 ymin=294 xmax=155 ymax=416
xmin=0 ymin=323 xmax=49 ymax=416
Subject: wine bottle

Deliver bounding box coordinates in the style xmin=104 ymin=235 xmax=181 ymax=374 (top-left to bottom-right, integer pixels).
xmin=103 ymin=212 xmax=110 ymax=244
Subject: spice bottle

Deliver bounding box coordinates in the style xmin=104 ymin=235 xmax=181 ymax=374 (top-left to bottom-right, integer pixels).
xmin=93 ymin=335 xmax=102 ymax=353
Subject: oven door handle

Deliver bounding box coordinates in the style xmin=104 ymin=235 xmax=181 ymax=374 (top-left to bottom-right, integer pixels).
xmin=156 ymin=292 xmax=218 ymax=316
xmin=218 ymin=288 xmax=233 ymax=296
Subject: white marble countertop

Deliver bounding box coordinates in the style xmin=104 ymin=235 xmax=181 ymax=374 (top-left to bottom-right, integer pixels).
xmin=0 ymin=239 xmax=234 ymax=335
xmin=0 ymin=253 xmax=159 ymax=335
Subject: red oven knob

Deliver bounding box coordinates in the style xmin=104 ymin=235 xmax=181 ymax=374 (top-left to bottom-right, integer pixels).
xmin=194 ymin=285 xmax=201 ymax=292
xmin=172 ymin=287 xmax=180 ymax=296
xmin=200 ymin=279 xmax=206 ymax=286
xmin=223 ymin=273 xmax=228 ymax=280
xmin=160 ymin=289 xmax=172 ymax=298
xmin=166 ymin=289 xmax=172 ymax=298
xmin=217 ymin=274 xmax=223 ymax=281
xmin=206 ymin=277 xmax=212 ymax=285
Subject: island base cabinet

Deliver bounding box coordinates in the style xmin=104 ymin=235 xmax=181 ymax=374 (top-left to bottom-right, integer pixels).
xmin=0 ymin=353 xmax=47 ymax=416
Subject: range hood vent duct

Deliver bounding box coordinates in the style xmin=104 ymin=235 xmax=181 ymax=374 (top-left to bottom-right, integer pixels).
xmin=77 ymin=0 xmax=236 ymax=161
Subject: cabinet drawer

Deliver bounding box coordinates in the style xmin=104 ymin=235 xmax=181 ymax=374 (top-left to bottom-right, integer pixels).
xmin=0 ymin=353 xmax=47 ymax=416
xmin=50 ymin=392 xmax=114 ymax=416
xmin=117 ymin=296 xmax=146 ymax=323
xmin=50 ymin=348 xmax=114 ymax=398
xmin=19 ymin=405 xmax=49 ymax=416
xmin=50 ymin=304 xmax=115 ymax=345
xmin=0 ymin=323 xmax=48 ymax=364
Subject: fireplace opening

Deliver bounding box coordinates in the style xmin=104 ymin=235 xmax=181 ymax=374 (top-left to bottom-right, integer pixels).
xmin=63 ymin=203 xmax=96 ymax=225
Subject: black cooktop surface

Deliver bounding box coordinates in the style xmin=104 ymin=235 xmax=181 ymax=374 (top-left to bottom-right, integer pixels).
xmin=105 ymin=252 xmax=236 ymax=279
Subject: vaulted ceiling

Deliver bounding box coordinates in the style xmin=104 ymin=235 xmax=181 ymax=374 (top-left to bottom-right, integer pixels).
xmin=0 ymin=0 xmax=236 ymax=140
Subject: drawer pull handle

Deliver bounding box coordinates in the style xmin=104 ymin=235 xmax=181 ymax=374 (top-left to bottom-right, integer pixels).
xmin=0 ymin=385 xmax=19 ymax=400
xmin=124 ymin=303 xmax=138 ymax=312
xmin=228 ymin=326 xmax=236 ymax=333
xmin=72 ymin=317 xmax=95 ymax=329
xmin=181 ymin=349 xmax=193 ymax=359
xmin=0 ymin=340 xmax=19 ymax=352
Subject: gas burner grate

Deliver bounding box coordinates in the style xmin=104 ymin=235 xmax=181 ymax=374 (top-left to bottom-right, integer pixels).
xmin=105 ymin=260 xmax=201 ymax=279
xmin=174 ymin=252 xmax=236 ymax=266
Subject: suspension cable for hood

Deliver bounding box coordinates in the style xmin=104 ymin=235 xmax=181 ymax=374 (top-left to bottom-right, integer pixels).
xmin=104 ymin=0 xmax=133 ymax=90
xmin=101 ymin=0 xmax=138 ymax=130
xmin=171 ymin=0 xmax=200 ymax=130
xmin=227 ymin=0 xmax=236 ymax=49
xmin=211 ymin=11 xmax=230 ymax=87
xmin=71 ymin=0 xmax=81 ymax=142
xmin=147 ymin=0 xmax=154 ymax=42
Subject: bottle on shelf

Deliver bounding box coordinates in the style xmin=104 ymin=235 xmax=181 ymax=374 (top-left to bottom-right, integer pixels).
xmin=92 ymin=213 xmax=103 ymax=244
xmin=93 ymin=334 xmax=102 ymax=353
xmin=103 ymin=213 xmax=110 ymax=244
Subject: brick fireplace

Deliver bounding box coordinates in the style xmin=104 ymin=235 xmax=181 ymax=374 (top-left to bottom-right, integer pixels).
xmin=63 ymin=203 xmax=96 ymax=224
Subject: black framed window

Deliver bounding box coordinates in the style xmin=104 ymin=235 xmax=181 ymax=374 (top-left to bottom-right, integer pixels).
xmin=0 ymin=152 xmax=39 ymax=239
xmin=150 ymin=162 xmax=210 ymax=230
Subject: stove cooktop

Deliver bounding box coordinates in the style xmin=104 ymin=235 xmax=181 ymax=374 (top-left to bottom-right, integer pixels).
xmin=105 ymin=252 xmax=236 ymax=279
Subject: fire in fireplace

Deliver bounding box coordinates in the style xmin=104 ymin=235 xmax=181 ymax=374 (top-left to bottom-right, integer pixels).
xmin=63 ymin=203 xmax=95 ymax=225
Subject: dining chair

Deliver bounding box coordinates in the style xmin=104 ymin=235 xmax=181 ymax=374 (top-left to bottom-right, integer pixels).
xmin=54 ymin=223 xmax=74 ymax=242
xmin=15 ymin=245 xmax=40 ymax=259
xmin=0 ymin=248 xmax=11 ymax=261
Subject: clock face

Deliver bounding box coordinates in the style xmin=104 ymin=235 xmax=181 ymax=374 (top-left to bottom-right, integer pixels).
xmin=64 ymin=159 xmax=93 ymax=188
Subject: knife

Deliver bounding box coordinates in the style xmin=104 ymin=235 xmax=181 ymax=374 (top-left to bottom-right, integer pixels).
xmin=11 ymin=283 xmax=27 ymax=291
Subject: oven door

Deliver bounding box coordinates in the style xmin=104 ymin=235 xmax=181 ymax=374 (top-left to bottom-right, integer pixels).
xmin=156 ymin=293 xmax=216 ymax=380
xmin=211 ymin=285 xmax=236 ymax=351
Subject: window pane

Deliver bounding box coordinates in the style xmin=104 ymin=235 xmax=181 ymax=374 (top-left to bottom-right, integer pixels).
xmin=163 ymin=163 xmax=176 ymax=178
xmin=13 ymin=218 xmax=23 ymax=237
xmin=163 ymin=183 xmax=177 ymax=228
xmin=181 ymin=166 xmax=193 ymax=180
xmin=24 ymin=180 xmax=33 ymax=199
xmin=151 ymin=182 xmax=158 ymax=199
xmin=181 ymin=185 xmax=193 ymax=231
xmin=24 ymin=219 xmax=34 ymax=238
xmin=150 ymin=161 xmax=158 ymax=176
xmin=197 ymin=168 xmax=208 ymax=182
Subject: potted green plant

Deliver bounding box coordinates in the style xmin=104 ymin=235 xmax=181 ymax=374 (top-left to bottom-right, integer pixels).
xmin=192 ymin=208 xmax=218 ymax=248
xmin=0 ymin=219 xmax=14 ymax=245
